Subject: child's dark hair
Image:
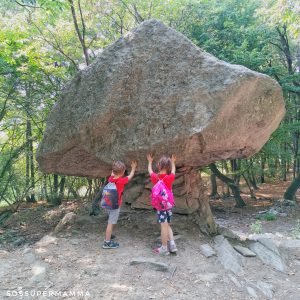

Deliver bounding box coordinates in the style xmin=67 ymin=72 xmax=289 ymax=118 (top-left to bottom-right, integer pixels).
xmin=157 ymin=156 xmax=172 ymax=174
xmin=112 ymin=161 xmax=126 ymax=175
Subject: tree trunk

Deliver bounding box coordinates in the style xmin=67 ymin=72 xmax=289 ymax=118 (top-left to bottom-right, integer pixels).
xmin=42 ymin=175 xmax=49 ymax=202
xmin=230 ymin=159 xmax=241 ymax=186
xmin=243 ymin=174 xmax=256 ymax=199
xmin=59 ymin=176 xmax=66 ymax=200
xmin=222 ymin=161 xmax=231 ymax=196
xmin=210 ymin=173 xmax=218 ymax=198
xmin=29 ymin=119 xmax=35 ymax=202
xmin=52 ymin=174 xmax=61 ymax=205
xmin=282 ymin=144 xmax=287 ymax=181
xmin=269 ymin=156 xmax=276 ymax=178
xmin=209 ymin=163 xmax=246 ymax=208
xmin=284 ymin=173 xmax=300 ymax=200
xmin=188 ymin=169 xmax=218 ymax=235
xmin=260 ymin=155 xmax=265 ymax=184
xmin=249 ymin=169 xmax=259 ymax=190
xmin=25 ymin=119 xmax=35 ymax=202
xmin=25 ymin=151 xmax=30 ymax=202
xmin=65 ymin=178 xmax=79 ymax=199
xmin=53 ymin=174 xmax=58 ymax=195
xmin=230 ymin=184 xmax=246 ymax=207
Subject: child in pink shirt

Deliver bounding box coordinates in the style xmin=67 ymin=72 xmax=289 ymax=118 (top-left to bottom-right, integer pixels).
xmin=147 ymin=154 xmax=177 ymax=255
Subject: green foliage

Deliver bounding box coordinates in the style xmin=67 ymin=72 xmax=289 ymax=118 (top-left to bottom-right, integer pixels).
xmin=263 ymin=213 xmax=277 ymax=221
xmin=257 ymin=0 xmax=300 ymax=37
xmin=250 ymin=220 xmax=263 ymax=234
xmin=49 ymin=195 xmax=62 ymax=206
xmin=179 ymin=0 xmax=277 ymax=74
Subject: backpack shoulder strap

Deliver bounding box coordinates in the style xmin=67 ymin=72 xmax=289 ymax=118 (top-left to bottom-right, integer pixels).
xmin=158 ymin=173 xmax=167 ymax=181
xmin=156 ymin=173 xmax=164 ymax=182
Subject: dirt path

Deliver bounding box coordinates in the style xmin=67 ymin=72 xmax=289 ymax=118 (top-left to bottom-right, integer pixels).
xmin=1 ymin=201 xmax=300 ymax=300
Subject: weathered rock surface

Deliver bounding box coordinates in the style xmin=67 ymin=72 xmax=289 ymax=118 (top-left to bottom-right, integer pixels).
xmin=129 ymin=168 xmax=211 ymax=214
xmin=30 ymin=262 xmax=48 ymax=283
xmin=255 ymin=281 xmax=274 ymax=299
xmin=200 ymin=243 xmax=216 ymax=258
xmin=233 ymin=245 xmax=256 ymax=257
xmin=228 ymin=274 xmax=243 ymax=290
xmin=54 ymin=212 xmax=76 ymax=234
xmin=219 ymin=226 xmax=241 ymax=240
xmin=247 ymin=286 xmax=258 ymax=298
xmin=36 ymin=19 xmax=285 ymax=178
xmin=250 ymin=241 xmax=287 ymax=273
xmin=214 ymin=235 xmax=245 ymax=276
xmin=130 ymin=257 xmax=169 ymax=272
xmin=257 ymin=238 xmax=280 ymax=256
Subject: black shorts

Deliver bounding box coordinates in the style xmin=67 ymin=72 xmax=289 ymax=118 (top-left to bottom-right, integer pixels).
xmin=157 ymin=210 xmax=173 ymax=223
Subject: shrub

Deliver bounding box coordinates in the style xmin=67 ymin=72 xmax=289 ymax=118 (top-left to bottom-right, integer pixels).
xmin=263 ymin=213 xmax=277 ymax=221
xmin=250 ymin=220 xmax=262 ymax=234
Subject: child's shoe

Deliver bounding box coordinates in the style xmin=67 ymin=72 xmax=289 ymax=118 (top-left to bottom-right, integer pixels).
xmin=168 ymin=241 xmax=178 ymax=253
xmin=153 ymin=246 xmax=170 ymax=256
xmin=102 ymin=240 xmax=119 ymax=249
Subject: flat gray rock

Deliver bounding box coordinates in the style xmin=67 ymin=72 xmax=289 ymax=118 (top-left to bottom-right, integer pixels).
xmin=247 ymin=286 xmax=258 ymax=298
xmin=200 ymin=244 xmax=216 ymax=258
xmin=54 ymin=212 xmax=76 ymax=234
xmin=233 ymin=245 xmax=256 ymax=257
xmin=228 ymin=274 xmax=243 ymax=290
xmin=256 ymin=281 xmax=274 ymax=299
xmin=130 ymin=257 xmax=169 ymax=272
xmin=219 ymin=226 xmax=241 ymax=240
xmin=214 ymin=235 xmax=245 ymax=276
xmin=257 ymin=238 xmax=280 ymax=256
xmin=250 ymin=242 xmax=287 ymax=273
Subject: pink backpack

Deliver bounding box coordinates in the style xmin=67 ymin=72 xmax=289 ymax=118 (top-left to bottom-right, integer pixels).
xmin=151 ymin=176 xmax=174 ymax=211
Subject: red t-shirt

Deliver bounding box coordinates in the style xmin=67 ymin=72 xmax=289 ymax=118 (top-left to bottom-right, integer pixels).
xmin=150 ymin=173 xmax=175 ymax=190
xmin=108 ymin=176 xmax=129 ymax=206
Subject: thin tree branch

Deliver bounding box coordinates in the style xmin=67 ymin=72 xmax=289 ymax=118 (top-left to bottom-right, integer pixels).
xmin=133 ymin=4 xmax=144 ymax=22
xmin=0 ymin=85 xmax=15 ymax=122
xmin=68 ymin=0 xmax=89 ymax=65
xmin=269 ymin=41 xmax=284 ymax=52
xmin=26 ymin=16 xmax=79 ymax=70
xmin=120 ymin=0 xmax=143 ymax=24
xmin=148 ymin=1 xmax=153 ymax=19
xmin=15 ymin=0 xmax=43 ymax=9
xmin=78 ymin=0 xmax=86 ymax=41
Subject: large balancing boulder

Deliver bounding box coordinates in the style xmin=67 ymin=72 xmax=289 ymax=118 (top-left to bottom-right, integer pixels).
xmin=36 ymin=19 xmax=285 ymax=178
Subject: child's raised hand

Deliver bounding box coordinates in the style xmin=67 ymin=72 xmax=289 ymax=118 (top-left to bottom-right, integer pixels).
xmin=171 ymin=154 xmax=176 ymax=163
xmin=131 ymin=160 xmax=137 ymax=169
xmin=147 ymin=153 xmax=154 ymax=163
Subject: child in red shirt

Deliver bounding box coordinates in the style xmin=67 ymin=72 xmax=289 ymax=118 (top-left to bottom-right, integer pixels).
xmin=147 ymin=154 xmax=177 ymax=255
xmin=103 ymin=160 xmax=137 ymax=249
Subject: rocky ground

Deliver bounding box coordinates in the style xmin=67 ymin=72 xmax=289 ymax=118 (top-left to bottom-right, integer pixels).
xmin=1 ymin=182 xmax=300 ymax=300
